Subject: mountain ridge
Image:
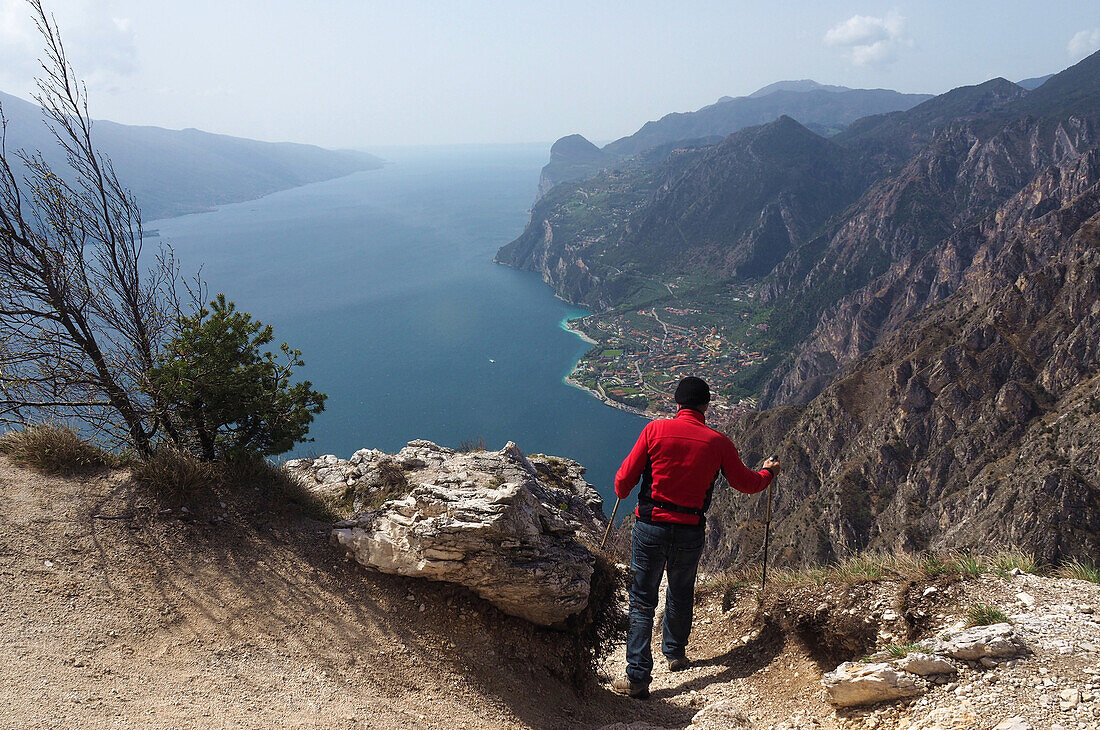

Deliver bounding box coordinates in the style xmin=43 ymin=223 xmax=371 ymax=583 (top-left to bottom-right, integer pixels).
xmin=536 ymin=82 xmax=933 ymax=198
xmin=0 ymin=90 xmax=382 ymax=220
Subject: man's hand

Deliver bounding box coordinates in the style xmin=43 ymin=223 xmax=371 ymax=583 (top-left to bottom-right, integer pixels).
xmin=763 ymin=455 xmax=781 ymax=474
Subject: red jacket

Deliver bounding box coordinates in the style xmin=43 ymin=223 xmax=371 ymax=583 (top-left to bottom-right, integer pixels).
xmin=615 ymin=408 xmax=772 ymax=526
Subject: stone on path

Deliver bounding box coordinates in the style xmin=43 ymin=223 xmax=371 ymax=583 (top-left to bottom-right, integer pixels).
xmin=822 ymin=661 xmax=928 ymax=707
xmin=691 ymin=700 xmax=751 ymax=729
xmin=934 ymin=623 xmax=1028 ymax=661
xmin=896 ymin=652 xmax=957 ymax=676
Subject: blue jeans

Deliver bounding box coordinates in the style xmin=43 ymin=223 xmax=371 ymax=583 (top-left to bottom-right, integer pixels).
xmin=626 ymin=520 xmax=705 ymax=683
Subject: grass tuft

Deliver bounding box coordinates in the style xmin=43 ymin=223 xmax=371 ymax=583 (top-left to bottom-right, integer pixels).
xmin=130 ymin=446 xmax=219 ymax=504
xmin=131 ymin=448 xmax=340 ymax=521
xmin=989 ymin=547 xmax=1038 ymax=578
xmin=1055 ymin=559 xmax=1100 ymax=584
xmin=885 ymin=643 xmax=924 ymax=658
xmin=457 ymin=436 xmax=487 ymax=453
xmin=949 ymin=551 xmax=986 ymax=576
xmin=966 ymin=603 xmax=1011 ymax=627
xmin=0 ymin=424 xmax=119 ymax=475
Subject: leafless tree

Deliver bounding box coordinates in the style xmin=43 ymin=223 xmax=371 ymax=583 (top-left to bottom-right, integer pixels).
xmin=0 ymin=0 xmax=181 ymax=452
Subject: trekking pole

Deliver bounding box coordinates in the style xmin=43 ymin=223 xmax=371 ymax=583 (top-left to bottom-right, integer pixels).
xmin=760 ymin=463 xmax=776 ymax=589
xmin=599 ymin=497 xmax=621 ymax=550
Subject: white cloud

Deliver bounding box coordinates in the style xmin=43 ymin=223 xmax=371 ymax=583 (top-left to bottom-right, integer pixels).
xmin=1068 ymin=28 xmax=1100 ymax=60
xmin=825 ymin=12 xmax=909 ymax=67
xmin=0 ymin=0 xmax=137 ymax=92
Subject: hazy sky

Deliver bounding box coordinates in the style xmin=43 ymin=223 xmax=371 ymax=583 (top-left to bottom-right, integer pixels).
xmin=1 ymin=1 xmax=1098 ymax=149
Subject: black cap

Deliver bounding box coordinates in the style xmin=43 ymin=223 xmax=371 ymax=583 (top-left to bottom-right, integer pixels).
xmin=674 ymin=376 xmax=710 ymax=409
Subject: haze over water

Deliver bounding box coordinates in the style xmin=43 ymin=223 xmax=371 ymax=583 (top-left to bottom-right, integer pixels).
xmin=153 ymin=144 xmax=646 ymax=506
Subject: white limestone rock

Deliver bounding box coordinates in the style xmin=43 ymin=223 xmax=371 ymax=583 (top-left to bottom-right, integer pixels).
xmin=822 ymin=661 xmax=928 ymax=707
xmin=934 ymin=623 xmax=1028 ymax=661
xmin=316 ymin=440 xmax=606 ymax=626
xmin=896 ymin=652 xmax=957 ymax=676
xmin=993 ymin=718 xmax=1033 ymax=730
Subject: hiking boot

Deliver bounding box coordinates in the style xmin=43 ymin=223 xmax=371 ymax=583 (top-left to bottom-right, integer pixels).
xmin=610 ymin=676 xmax=650 ymax=699
xmin=667 ymin=656 xmax=691 ymax=672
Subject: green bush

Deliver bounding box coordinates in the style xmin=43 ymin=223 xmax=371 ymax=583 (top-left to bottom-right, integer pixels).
xmin=149 ymin=295 xmax=326 ymax=461
xmin=0 ymin=424 xmax=119 ymax=475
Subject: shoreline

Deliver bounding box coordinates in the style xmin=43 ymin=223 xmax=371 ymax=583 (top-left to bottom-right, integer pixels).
xmin=563 ymin=375 xmax=652 ymax=420
xmin=558 ymin=316 xmax=652 ymax=420
xmin=559 ymin=315 xmax=598 ymax=345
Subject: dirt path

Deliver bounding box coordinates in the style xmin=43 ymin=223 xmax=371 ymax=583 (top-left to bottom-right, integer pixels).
xmin=0 ymin=456 xmax=694 ymax=730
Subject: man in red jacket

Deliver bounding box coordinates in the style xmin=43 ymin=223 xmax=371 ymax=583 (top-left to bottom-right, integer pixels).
xmin=611 ymin=376 xmax=779 ymax=699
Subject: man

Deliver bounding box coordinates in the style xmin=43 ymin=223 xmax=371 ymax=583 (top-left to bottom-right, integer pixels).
xmin=611 ymin=376 xmax=780 ymax=699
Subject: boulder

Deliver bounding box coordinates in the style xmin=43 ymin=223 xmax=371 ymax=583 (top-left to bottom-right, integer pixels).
xmin=935 ymin=623 xmax=1027 ymax=661
xmin=896 ymin=652 xmax=957 ymax=676
xmin=822 ymin=661 xmax=928 ymax=707
xmin=308 ymin=441 xmax=606 ymax=626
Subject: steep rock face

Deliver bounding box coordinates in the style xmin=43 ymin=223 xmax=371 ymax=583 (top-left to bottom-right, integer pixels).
xmin=705 ymin=163 xmax=1100 ymax=567
xmin=610 ymin=117 xmax=865 ymax=281
xmin=499 ymin=117 xmax=864 ymax=308
xmin=289 ymin=441 xmax=607 ymax=626
xmin=536 ymin=134 xmax=609 ymax=200
xmin=762 ymin=116 xmax=1100 ymax=407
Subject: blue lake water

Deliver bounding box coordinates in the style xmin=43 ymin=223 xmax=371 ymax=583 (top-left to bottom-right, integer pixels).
xmin=153 ymin=144 xmax=646 ymax=508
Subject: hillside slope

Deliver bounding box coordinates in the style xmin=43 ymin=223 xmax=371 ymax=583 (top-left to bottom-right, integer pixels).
xmin=0 ymin=90 xmax=381 ymax=220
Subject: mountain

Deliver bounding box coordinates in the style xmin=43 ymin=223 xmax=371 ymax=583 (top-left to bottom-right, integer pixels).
xmin=747 ymin=79 xmax=854 ymax=97
xmin=1017 ymin=73 xmax=1054 ymax=90
xmin=711 ymin=148 xmax=1100 ymax=567
xmin=0 ymin=90 xmax=382 ymax=220
xmin=535 ymin=82 xmax=932 ymax=197
xmin=503 ymin=50 xmax=1100 ymax=565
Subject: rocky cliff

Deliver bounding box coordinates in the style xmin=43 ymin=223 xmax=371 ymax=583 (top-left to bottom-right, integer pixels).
xmin=707 ymin=150 xmax=1100 ymax=567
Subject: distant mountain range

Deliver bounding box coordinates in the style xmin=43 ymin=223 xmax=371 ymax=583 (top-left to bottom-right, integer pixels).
xmin=500 ymin=54 xmax=1100 ymax=565
xmin=535 ymin=81 xmax=932 ymax=197
xmin=0 ymin=90 xmax=382 ymax=220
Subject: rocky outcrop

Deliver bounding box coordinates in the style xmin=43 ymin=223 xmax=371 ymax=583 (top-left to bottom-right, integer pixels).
xmin=287 ymin=441 xmax=607 ymax=626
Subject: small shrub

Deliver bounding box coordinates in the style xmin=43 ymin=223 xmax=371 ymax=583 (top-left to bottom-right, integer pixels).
xmin=563 ymin=550 xmax=628 ymax=687
xmin=0 ymin=424 xmax=118 ymax=475
xmin=1055 ymin=559 xmax=1100 ymax=583
xmin=966 ymin=603 xmax=1011 ymax=627
xmin=457 ymin=436 xmax=488 ymax=453
xmin=149 ymin=294 xmax=326 ymax=461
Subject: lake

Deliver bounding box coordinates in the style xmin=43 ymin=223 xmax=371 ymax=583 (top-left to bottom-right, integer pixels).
xmin=153 ymin=144 xmax=647 ymax=508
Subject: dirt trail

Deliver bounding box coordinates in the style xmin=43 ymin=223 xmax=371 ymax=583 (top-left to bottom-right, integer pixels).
xmin=0 ymin=456 xmax=693 ymax=730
